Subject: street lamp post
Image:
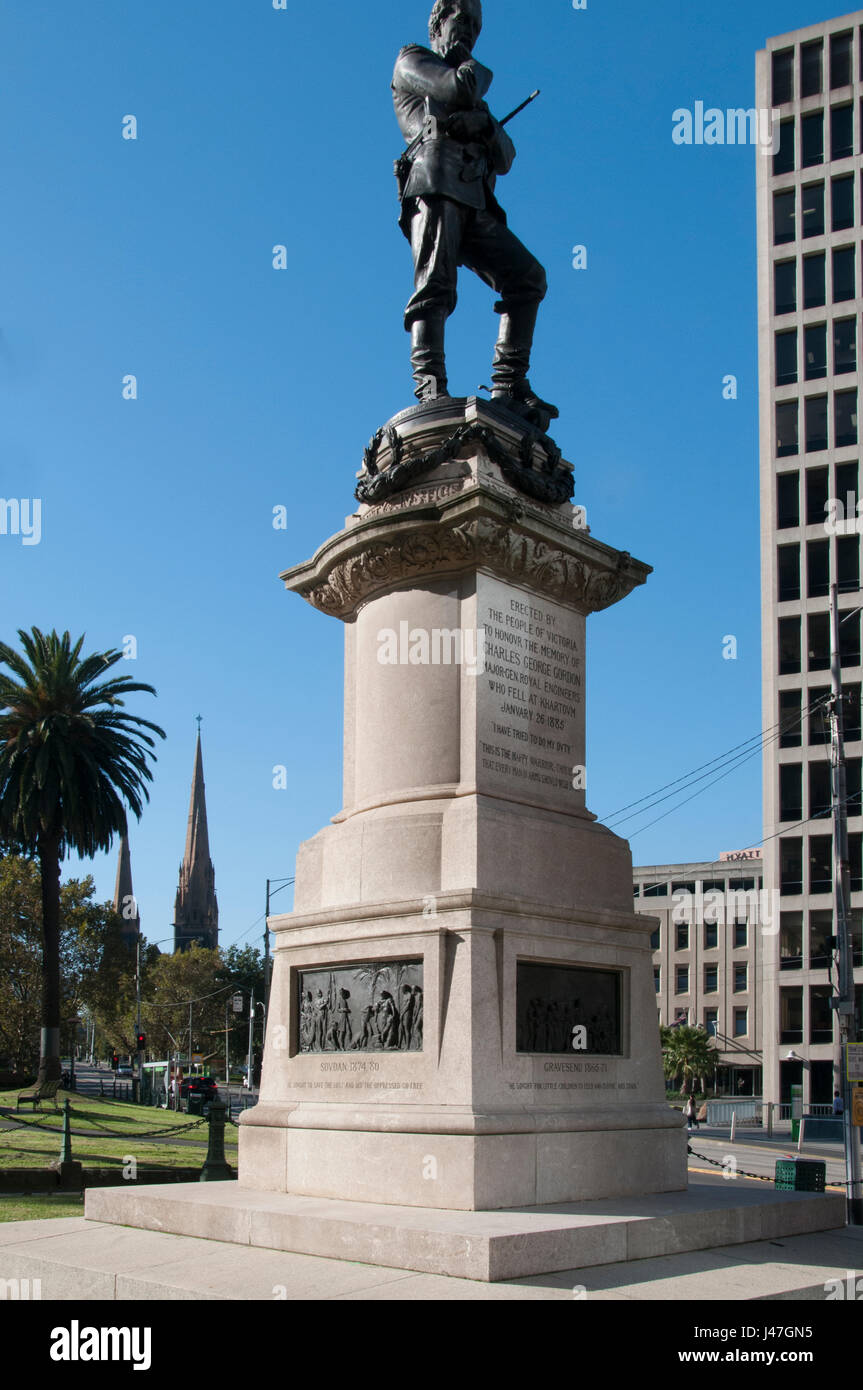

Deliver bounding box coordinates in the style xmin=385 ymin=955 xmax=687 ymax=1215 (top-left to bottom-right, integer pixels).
xmin=264 ymin=877 xmax=294 ymax=1016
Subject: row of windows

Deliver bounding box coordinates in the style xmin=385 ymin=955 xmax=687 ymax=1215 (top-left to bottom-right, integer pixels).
xmin=777 ymin=538 xmax=859 ymax=601
xmin=780 ymin=908 xmax=862 ymax=970
xmin=635 ymin=876 xmax=759 ymax=898
xmin=775 ymin=321 xmax=857 ymax=384
xmin=774 ymin=248 xmax=854 ymax=315
xmin=774 ymin=184 xmax=862 ymax=252
xmin=779 ymin=833 xmax=863 ymax=894
xmin=772 ymin=32 xmax=855 ymax=105
xmin=779 ymin=757 xmax=862 ymax=821
xmin=655 ymin=964 xmax=749 ymax=995
xmin=779 ymin=685 xmax=862 ymax=747
xmin=779 ymin=983 xmax=863 ymax=1043
xmin=778 ymin=610 xmax=860 ymax=673
xmin=776 ymin=390 xmax=858 ymax=456
xmin=661 ymin=1006 xmax=749 ymax=1037
xmin=776 ymin=461 xmax=859 ymax=528
xmin=772 ymin=103 xmax=858 ymax=175
xmin=650 ymin=922 xmax=750 ymax=951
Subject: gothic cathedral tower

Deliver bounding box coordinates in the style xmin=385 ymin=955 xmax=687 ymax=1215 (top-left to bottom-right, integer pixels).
xmin=173 ymin=727 xmax=219 ymax=952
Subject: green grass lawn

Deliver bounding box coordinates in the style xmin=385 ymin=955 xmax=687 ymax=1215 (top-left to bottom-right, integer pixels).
xmin=0 ymin=1088 xmax=238 ymax=1171
xmin=0 ymin=1193 xmax=85 ymax=1222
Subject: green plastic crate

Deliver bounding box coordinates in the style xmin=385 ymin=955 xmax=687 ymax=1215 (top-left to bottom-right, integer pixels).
xmin=774 ymin=1158 xmax=826 ymax=1192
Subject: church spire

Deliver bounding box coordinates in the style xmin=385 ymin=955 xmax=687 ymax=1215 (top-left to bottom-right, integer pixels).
xmin=113 ymin=831 xmax=140 ymax=946
xmin=173 ymin=726 xmax=219 ymax=952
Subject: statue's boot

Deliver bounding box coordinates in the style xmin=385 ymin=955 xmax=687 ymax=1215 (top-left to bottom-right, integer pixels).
xmin=490 ymin=304 xmax=559 ymax=433
xmin=411 ymin=312 xmax=449 ymax=402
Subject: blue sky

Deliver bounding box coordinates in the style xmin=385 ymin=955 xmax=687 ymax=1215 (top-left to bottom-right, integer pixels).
xmin=1 ymin=0 xmax=852 ymax=947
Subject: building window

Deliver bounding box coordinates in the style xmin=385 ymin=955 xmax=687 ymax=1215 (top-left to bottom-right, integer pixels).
xmin=675 ymin=966 xmax=689 ymax=995
xmin=834 ymin=318 xmax=856 ymax=375
xmin=654 ymin=966 xmax=661 ymax=994
xmin=780 ymin=762 xmax=803 ymax=821
xmin=803 ymin=252 xmax=826 ymax=308
xmin=776 ymin=329 xmax=798 ymax=385
xmin=773 ymin=47 xmax=794 ymax=103
xmin=774 ymin=189 xmax=796 ymax=245
xmin=780 ymin=911 xmax=803 ymax=970
xmin=779 ymin=689 xmax=802 ymax=747
xmin=808 ymin=611 xmax=829 ymax=670
xmin=831 ymin=104 xmax=853 ymax=160
xmin=810 ymin=687 xmax=830 ymax=744
xmin=809 ymin=759 xmax=832 ymax=820
xmin=847 ymin=756 xmax=862 ymax=816
xmin=650 ymin=926 xmax=660 ymax=949
xmin=779 ymin=615 xmax=801 ymax=674
xmin=807 ymin=538 xmax=830 ymax=597
xmin=643 ymin=882 xmax=668 ymax=897
xmin=780 ymin=987 xmax=803 ymax=1042
xmin=806 ymin=467 xmax=829 ymax=526
xmin=831 ymin=31 xmax=853 ymax=89
xmin=844 ymin=683 xmax=862 ymax=741
xmin=838 ymin=535 xmax=860 ymax=593
xmin=833 ymin=245 xmax=855 ymax=301
xmin=801 ymin=182 xmax=825 ymax=236
xmin=734 ymin=921 xmax=748 ymax=949
xmin=774 ymin=259 xmax=796 ymax=315
xmin=810 ymin=909 xmax=834 ymax=969
xmin=704 ymin=964 xmax=718 ymax=994
xmin=833 ymin=174 xmax=854 ymax=230
xmin=850 ymin=831 xmax=862 ymax=892
xmin=774 ymin=118 xmax=795 ymax=175
xmin=777 ymin=472 xmax=799 ymax=529
xmin=704 ymin=1009 xmax=719 ymax=1037
xmin=841 ymin=608 xmax=861 ymax=667
xmin=704 ymin=921 xmax=718 ymax=950
xmin=734 ymin=964 xmax=748 ymax=992
xmin=800 ymin=112 xmax=822 ymax=168
xmin=780 ymin=837 xmax=803 ymax=895
xmin=776 ymin=401 xmax=799 ymax=457
xmin=801 ymin=40 xmax=823 ymax=97
xmin=810 ymin=985 xmax=833 ymax=1044
xmin=804 ymin=324 xmax=826 ymax=381
xmin=778 ymin=542 xmax=800 ymax=601
xmin=835 ymin=389 xmax=858 ymax=448
xmin=805 ymin=395 xmax=828 ymax=452
xmin=809 ymin=835 xmax=833 ymax=895
xmin=733 ymin=1008 xmax=748 ymax=1038
xmin=676 ymin=923 xmax=689 ymax=950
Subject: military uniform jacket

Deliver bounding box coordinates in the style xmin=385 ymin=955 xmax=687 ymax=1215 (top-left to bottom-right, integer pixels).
xmin=392 ymin=44 xmax=515 ymax=234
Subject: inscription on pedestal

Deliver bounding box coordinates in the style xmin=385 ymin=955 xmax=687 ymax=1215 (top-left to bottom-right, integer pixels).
xmin=476 ymin=575 xmax=585 ymax=810
xmin=298 ymin=960 xmax=423 ymax=1053
xmin=516 ymin=962 xmax=621 ymax=1055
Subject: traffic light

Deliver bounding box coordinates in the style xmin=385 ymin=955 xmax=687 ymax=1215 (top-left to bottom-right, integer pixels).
xmin=136 ymin=1033 xmax=146 ymax=1050
xmin=111 ymin=1052 xmax=119 ymax=1069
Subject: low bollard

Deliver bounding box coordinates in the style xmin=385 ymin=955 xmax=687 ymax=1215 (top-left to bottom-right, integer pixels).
xmin=53 ymin=1097 xmax=83 ymax=1190
xmin=200 ymin=1101 xmax=233 ymax=1182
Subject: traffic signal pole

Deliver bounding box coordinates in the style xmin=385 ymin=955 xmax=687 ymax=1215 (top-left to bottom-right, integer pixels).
xmin=829 ymin=583 xmax=863 ymax=1224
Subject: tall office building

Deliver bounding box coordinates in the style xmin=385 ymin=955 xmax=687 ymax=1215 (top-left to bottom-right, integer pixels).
xmin=757 ymin=14 xmax=863 ymax=1112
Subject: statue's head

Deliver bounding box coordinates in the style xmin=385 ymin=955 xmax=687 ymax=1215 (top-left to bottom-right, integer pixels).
xmin=429 ymin=0 xmax=482 ymax=62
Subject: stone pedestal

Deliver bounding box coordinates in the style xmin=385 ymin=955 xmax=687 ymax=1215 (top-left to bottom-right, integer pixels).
xmin=240 ymin=398 xmax=687 ymax=1209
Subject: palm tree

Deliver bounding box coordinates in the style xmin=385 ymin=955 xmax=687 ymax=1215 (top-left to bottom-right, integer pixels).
xmin=660 ymin=1024 xmax=717 ymax=1097
xmin=0 ymin=628 xmax=165 ymax=1084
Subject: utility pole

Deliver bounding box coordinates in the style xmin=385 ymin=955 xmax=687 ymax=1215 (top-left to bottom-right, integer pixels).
xmin=134 ymin=934 xmax=142 ymax=1104
xmin=264 ymin=881 xmax=271 ymax=1017
xmin=829 ymin=582 xmax=863 ymax=1224
xmin=247 ymin=988 xmax=255 ymax=1092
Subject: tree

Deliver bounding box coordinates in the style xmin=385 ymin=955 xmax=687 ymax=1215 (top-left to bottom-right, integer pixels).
xmin=660 ymin=1024 xmax=718 ymax=1096
xmin=146 ymin=945 xmax=225 ymax=1063
xmin=0 ymin=629 xmax=164 ymax=1083
xmin=0 ymin=854 xmax=125 ymax=1071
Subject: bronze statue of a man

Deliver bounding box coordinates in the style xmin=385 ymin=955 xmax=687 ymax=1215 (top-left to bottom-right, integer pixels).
xmin=392 ymin=0 xmax=558 ymax=431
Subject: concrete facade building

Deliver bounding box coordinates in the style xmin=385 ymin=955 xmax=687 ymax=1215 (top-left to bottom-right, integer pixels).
xmin=757 ymin=14 xmax=863 ymax=1111
xmin=634 ymin=853 xmax=764 ymax=1095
